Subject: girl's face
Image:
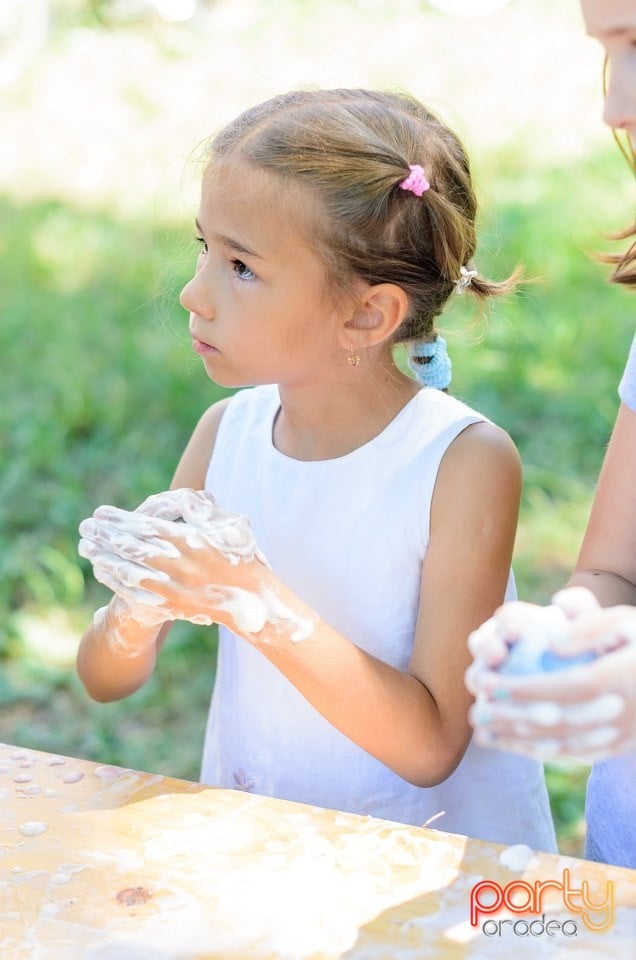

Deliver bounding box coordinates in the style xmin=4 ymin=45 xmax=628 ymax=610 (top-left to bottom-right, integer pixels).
xmin=580 ymin=0 xmax=636 ymax=146
xmin=180 ymin=165 xmax=349 ymax=390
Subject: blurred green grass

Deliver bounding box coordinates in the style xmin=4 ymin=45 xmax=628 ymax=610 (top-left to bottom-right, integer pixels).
xmin=0 ymin=108 xmax=633 ymax=856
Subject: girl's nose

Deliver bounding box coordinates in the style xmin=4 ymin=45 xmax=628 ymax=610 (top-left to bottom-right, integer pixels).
xmin=603 ymin=59 xmax=636 ymax=142
xmin=179 ymin=274 xmax=212 ymax=319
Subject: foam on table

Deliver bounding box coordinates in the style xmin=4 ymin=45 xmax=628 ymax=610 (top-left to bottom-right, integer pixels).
xmin=2 ymin=744 xmax=636 ymax=958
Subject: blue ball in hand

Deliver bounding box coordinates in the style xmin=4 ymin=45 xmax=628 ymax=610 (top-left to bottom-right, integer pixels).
xmin=500 ymin=642 xmax=597 ymax=676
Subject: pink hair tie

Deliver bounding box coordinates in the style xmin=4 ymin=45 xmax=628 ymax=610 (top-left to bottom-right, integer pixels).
xmin=399 ymin=164 xmax=430 ymax=197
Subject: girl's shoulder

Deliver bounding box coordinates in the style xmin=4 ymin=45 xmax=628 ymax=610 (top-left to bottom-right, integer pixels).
xmin=406 ymin=387 xmax=489 ymax=447
xmin=442 ymin=417 xmax=521 ymax=474
xmin=416 ymin=389 xmax=521 ymax=483
xmin=170 ymin=395 xmax=234 ymax=490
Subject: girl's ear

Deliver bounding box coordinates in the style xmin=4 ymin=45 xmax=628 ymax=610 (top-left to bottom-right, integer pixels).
xmin=340 ymin=283 xmax=410 ymax=350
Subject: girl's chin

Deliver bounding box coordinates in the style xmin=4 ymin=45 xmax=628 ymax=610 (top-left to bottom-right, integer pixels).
xmin=199 ymin=363 xmax=261 ymax=390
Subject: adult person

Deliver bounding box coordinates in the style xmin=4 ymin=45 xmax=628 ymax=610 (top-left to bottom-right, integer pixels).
xmin=467 ymin=0 xmax=636 ymax=868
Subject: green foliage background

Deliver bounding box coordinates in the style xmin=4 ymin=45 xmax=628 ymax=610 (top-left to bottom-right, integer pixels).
xmin=0 ymin=0 xmax=633 ymax=857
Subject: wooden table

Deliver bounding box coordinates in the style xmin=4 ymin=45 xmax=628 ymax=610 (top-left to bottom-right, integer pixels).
xmin=1 ymin=741 xmax=635 ymax=958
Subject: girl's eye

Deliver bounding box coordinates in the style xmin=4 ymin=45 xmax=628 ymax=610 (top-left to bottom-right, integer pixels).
xmin=232 ymin=259 xmax=257 ymax=282
xmin=195 ymin=236 xmax=208 ymax=254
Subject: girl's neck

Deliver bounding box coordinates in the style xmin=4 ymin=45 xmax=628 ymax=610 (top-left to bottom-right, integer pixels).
xmin=273 ymin=363 xmax=420 ymax=462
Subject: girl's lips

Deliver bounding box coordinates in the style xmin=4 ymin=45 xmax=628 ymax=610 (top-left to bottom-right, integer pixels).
xmin=192 ymin=337 xmax=218 ymax=355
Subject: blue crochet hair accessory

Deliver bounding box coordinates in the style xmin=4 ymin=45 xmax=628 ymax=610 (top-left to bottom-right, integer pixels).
xmin=408 ymin=335 xmax=452 ymax=390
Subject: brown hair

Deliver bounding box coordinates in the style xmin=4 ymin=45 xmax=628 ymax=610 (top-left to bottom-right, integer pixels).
xmin=600 ymin=59 xmax=636 ymax=287
xmin=209 ymin=88 xmax=517 ymax=344
xmin=602 ymin=220 xmax=636 ymax=286
xmin=599 ymin=132 xmax=636 ymax=286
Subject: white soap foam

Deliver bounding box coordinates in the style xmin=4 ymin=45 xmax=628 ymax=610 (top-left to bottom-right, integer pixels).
xmin=18 ymin=821 xmax=48 ymax=837
xmin=499 ymin=843 xmax=535 ymax=871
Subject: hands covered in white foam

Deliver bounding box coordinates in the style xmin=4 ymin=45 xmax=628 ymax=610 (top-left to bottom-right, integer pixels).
xmin=79 ymin=489 xmax=271 ymax=635
xmin=465 ymin=587 xmax=636 ymax=762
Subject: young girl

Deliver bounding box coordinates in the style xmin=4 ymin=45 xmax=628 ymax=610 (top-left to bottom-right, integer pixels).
xmin=77 ymin=87 xmax=556 ymax=851
xmin=467 ymin=0 xmax=636 ymax=867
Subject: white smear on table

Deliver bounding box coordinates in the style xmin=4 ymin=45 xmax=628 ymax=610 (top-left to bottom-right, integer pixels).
xmin=94 ymin=765 xmax=125 ymax=782
xmin=58 ymin=863 xmax=86 ymax=875
xmin=62 ymin=771 xmax=85 ymax=784
xmin=18 ymin=821 xmax=48 ymax=837
xmin=499 ymin=843 xmax=535 ymax=871
xmin=20 ymin=785 xmax=41 ymax=797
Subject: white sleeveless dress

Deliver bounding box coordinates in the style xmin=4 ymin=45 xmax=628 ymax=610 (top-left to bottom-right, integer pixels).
xmin=200 ymin=384 xmax=557 ymax=851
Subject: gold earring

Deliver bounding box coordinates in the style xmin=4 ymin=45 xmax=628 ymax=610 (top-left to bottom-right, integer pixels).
xmin=347 ymin=351 xmax=361 ymax=367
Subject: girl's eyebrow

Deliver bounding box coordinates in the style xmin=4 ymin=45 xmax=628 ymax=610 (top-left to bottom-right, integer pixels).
xmin=219 ymin=235 xmax=262 ymax=258
xmin=195 ymin=218 xmax=261 ymax=258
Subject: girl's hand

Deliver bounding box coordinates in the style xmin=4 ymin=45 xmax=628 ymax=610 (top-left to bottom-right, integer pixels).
xmin=465 ymin=589 xmax=636 ymax=762
xmin=79 ymin=489 xmax=273 ymax=636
